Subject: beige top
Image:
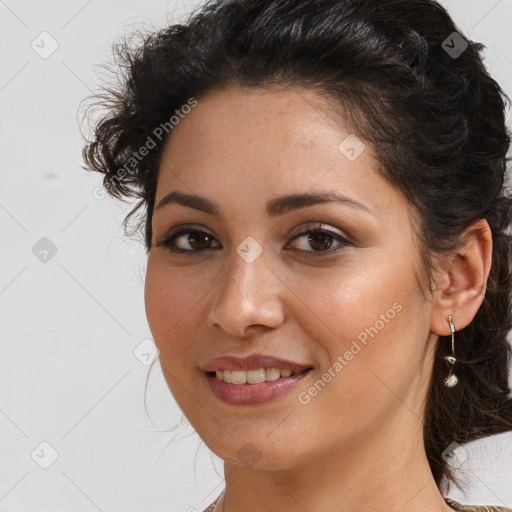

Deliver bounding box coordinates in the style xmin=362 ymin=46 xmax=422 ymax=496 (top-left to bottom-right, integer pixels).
xmin=202 ymin=494 xmax=512 ymax=512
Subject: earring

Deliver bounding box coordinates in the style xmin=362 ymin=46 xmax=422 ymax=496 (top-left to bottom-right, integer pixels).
xmin=444 ymin=315 xmax=458 ymax=388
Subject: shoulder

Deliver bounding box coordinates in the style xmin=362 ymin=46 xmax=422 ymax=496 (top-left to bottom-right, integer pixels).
xmin=201 ymin=493 xmax=222 ymax=512
xmin=201 ymin=496 xmax=512 ymax=512
xmin=446 ymin=497 xmax=512 ymax=512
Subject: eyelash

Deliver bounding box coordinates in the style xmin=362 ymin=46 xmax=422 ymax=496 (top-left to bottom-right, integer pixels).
xmin=155 ymin=224 xmax=352 ymax=258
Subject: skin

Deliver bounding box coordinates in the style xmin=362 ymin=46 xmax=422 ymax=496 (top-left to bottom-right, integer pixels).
xmin=144 ymin=85 xmax=492 ymax=512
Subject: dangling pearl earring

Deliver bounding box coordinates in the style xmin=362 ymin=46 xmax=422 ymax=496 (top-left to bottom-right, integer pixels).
xmin=444 ymin=315 xmax=458 ymax=388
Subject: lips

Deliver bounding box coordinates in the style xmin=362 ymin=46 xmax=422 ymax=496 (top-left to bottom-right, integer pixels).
xmin=205 ymin=367 xmax=314 ymax=405
xmin=202 ymin=354 xmax=313 ymax=373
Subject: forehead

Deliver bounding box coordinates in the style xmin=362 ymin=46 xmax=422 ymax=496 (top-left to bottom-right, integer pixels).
xmin=155 ymin=85 xmax=407 ymax=222
xmin=162 ymin=85 xmax=349 ymax=160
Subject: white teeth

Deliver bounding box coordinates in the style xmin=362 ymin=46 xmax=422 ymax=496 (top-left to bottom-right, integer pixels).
xmin=213 ymin=368 xmax=299 ymax=384
xmin=266 ymin=368 xmax=281 ymax=381
xmin=247 ymin=369 xmax=266 ymax=384
xmin=231 ymin=370 xmax=247 ymax=384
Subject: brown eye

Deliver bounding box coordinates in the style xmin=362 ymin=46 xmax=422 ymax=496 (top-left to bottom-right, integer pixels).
xmin=306 ymin=230 xmax=334 ymax=251
xmin=156 ymin=228 xmax=221 ymax=253
xmin=286 ymin=225 xmax=351 ymax=257
xmin=155 ymin=223 xmax=351 ymax=257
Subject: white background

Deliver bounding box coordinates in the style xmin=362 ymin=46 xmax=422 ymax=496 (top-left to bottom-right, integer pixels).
xmin=0 ymin=0 xmax=511 ymax=511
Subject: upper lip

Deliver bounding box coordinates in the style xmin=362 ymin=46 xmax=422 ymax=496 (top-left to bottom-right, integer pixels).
xmin=202 ymin=354 xmax=313 ymax=373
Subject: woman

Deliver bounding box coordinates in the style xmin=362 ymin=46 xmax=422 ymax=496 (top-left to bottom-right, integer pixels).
xmin=81 ymin=0 xmax=512 ymax=510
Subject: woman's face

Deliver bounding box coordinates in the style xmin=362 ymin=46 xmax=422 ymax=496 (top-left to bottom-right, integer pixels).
xmin=145 ymin=86 xmax=437 ymax=470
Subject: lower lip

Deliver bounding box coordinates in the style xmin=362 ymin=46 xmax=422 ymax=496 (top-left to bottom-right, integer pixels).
xmin=204 ymin=369 xmax=313 ymax=406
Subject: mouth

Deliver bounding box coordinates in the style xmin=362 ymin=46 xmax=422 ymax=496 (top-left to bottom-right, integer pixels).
xmin=204 ymin=367 xmax=313 ymax=405
xmin=206 ymin=367 xmax=313 ymax=384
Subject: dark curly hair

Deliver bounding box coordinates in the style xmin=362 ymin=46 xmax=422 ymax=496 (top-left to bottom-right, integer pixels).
xmin=81 ymin=0 xmax=512 ymax=491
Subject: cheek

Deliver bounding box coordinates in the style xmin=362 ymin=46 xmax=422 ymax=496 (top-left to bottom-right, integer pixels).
xmin=279 ymin=256 xmax=408 ymax=343
xmin=144 ymin=256 xmax=205 ymax=359
xmin=281 ymin=256 xmax=425 ymax=400
xmin=144 ymin=257 xmax=211 ymax=412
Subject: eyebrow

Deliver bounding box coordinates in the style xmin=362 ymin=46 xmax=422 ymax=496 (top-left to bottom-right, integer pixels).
xmin=155 ymin=190 xmax=375 ymax=219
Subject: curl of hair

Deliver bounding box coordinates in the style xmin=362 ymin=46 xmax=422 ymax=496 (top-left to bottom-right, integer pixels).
xmin=81 ymin=0 xmax=512 ymax=490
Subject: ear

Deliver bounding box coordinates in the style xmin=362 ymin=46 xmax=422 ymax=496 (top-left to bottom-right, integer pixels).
xmin=430 ymin=219 xmax=493 ymax=336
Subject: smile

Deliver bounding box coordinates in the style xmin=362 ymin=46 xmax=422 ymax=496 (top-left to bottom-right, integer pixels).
xmin=204 ymin=368 xmax=313 ymax=405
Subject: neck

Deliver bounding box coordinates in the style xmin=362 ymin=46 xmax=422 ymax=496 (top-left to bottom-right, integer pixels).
xmin=214 ymin=405 xmax=453 ymax=512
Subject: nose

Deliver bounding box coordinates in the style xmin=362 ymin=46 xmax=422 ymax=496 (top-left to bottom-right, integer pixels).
xmin=206 ymin=245 xmax=285 ymax=337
